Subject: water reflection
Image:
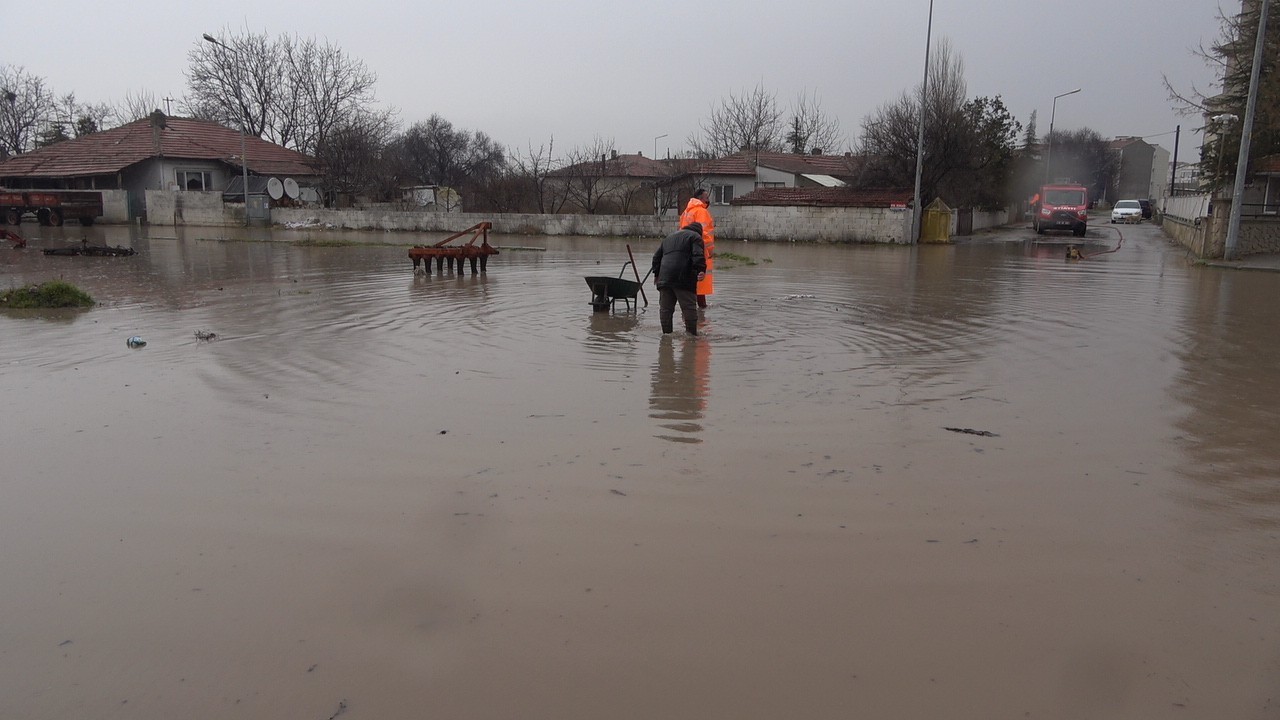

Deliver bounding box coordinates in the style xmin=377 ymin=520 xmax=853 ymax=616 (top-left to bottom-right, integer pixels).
xmin=649 ymin=335 xmax=710 ymax=443
xmin=1173 ymin=268 xmax=1280 ymax=529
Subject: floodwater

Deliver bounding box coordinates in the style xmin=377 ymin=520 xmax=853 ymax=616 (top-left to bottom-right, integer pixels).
xmin=1 ymin=221 xmax=1277 ymax=720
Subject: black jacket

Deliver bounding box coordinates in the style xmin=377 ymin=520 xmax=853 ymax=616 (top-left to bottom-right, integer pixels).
xmin=651 ymin=228 xmax=706 ymax=291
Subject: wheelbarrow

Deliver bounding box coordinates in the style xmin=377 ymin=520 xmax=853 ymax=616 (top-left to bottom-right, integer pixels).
xmin=585 ymin=244 xmax=651 ymax=312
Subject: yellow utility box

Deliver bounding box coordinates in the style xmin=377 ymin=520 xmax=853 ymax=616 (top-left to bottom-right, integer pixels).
xmin=920 ymin=197 xmax=952 ymax=244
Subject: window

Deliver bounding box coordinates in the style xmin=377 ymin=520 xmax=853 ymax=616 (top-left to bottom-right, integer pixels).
xmin=711 ymin=184 xmax=734 ymax=204
xmin=176 ymin=170 xmax=212 ymax=191
xmin=755 ymin=181 xmax=784 ymax=189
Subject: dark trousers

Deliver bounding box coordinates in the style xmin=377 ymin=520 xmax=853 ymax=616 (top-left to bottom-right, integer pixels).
xmin=659 ymin=287 xmax=699 ymax=335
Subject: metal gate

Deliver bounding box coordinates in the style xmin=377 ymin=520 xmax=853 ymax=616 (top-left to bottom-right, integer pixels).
xmin=956 ymin=208 xmax=974 ymax=236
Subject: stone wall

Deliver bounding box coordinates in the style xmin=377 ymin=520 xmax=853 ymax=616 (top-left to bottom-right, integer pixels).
xmin=1162 ymin=214 xmax=1214 ymax=258
xmin=1237 ymin=215 xmax=1280 ymax=255
xmin=1165 ymin=197 xmax=1280 ymax=258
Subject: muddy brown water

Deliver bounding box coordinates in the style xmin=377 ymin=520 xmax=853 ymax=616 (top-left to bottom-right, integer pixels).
xmin=1 ymin=223 xmax=1277 ymax=719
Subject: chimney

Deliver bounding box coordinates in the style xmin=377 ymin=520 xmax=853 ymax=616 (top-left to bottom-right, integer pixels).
xmin=611 ymin=149 xmax=618 ymax=160
xmin=149 ymin=110 xmax=166 ymax=156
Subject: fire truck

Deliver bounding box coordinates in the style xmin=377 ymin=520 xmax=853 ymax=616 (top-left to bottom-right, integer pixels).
xmin=1033 ymin=184 xmax=1089 ymax=237
xmin=0 ymin=189 xmax=104 ymax=226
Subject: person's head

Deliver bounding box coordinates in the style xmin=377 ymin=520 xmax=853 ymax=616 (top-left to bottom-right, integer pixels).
xmin=685 ymin=222 xmax=703 ymax=236
xmin=693 ymin=188 xmax=708 ymax=202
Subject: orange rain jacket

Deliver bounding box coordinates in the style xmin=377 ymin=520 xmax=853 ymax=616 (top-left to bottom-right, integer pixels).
xmin=679 ymin=196 xmax=715 ymax=296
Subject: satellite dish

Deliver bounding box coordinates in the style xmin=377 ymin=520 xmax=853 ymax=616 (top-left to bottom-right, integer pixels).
xmin=267 ymin=177 xmax=284 ymax=200
xmin=283 ymin=178 xmax=300 ymax=199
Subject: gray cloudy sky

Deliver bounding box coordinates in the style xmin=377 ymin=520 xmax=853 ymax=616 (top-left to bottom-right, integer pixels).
xmin=9 ymin=0 xmax=1224 ymax=162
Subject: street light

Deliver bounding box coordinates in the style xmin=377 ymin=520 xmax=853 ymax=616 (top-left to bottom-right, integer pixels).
xmin=653 ymin=133 xmax=667 ymax=159
xmin=203 ymin=33 xmax=251 ymax=227
xmin=1043 ymin=88 xmax=1081 ymax=189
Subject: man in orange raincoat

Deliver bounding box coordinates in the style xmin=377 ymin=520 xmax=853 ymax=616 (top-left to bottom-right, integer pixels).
xmin=679 ymin=188 xmax=715 ymax=307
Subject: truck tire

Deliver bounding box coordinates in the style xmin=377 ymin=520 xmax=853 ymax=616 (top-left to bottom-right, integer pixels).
xmin=46 ymin=209 xmax=63 ymax=227
xmin=1073 ymin=225 xmax=1086 ymax=237
xmin=4 ymin=208 xmax=19 ymax=225
xmin=37 ymin=209 xmax=50 ymax=226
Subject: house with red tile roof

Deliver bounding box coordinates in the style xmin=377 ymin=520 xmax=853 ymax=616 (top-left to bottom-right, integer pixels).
xmin=547 ymin=150 xmax=685 ymax=214
xmin=724 ymin=186 xmax=914 ymax=243
xmin=0 ymin=111 xmax=318 ymax=220
xmin=661 ymin=150 xmax=865 ymax=212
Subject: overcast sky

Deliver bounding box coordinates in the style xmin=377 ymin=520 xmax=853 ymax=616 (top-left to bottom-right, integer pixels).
xmin=8 ymin=0 xmax=1225 ymax=163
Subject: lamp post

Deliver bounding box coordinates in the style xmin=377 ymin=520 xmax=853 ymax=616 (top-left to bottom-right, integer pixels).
xmin=653 ymin=133 xmax=667 ymax=159
xmin=203 ymin=33 xmax=251 ymax=227
xmin=1042 ymin=88 xmax=1081 ymax=189
xmin=910 ymin=0 xmax=935 ymax=244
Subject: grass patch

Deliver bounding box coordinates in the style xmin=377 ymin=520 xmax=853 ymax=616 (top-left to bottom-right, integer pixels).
xmin=712 ymin=251 xmax=761 ymax=269
xmin=1 ymin=280 xmax=94 ymax=308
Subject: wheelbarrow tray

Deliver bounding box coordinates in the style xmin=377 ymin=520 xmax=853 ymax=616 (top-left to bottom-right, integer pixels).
xmin=584 ymin=275 xmax=641 ymax=297
xmin=585 ymin=275 xmax=642 ymax=310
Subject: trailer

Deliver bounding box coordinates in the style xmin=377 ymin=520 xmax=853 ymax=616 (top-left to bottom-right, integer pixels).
xmin=0 ymin=189 xmax=104 ymax=227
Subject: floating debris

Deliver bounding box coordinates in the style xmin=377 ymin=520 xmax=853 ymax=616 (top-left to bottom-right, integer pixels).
xmin=944 ymin=427 xmax=998 ymax=437
xmin=43 ymin=240 xmax=136 ymax=257
xmin=194 ymin=330 xmax=218 ymax=341
xmin=126 ymin=336 xmax=146 ymax=348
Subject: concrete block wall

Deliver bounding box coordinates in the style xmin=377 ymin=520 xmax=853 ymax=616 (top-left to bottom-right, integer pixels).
xmin=169 ymin=202 xmax=920 ymax=245
xmin=144 ymin=190 xmax=175 ymax=225
xmin=724 ymin=205 xmax=911 ymax=243
xmin=271 ymin=208 xmax=670 ymax=238
xmin=145 ymin=190 xmax=232 ymax=227
xmin=100 ymin=190 xmax=129 ymax=223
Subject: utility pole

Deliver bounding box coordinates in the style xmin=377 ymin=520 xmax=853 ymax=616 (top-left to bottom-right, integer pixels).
xmin=1224 ymin=0 xmax=1270 ymax=260
xmin=910 ymin=0 xmax=935 ymax=244
xmin=1168 ymin=125 xmax=1179 ymax=197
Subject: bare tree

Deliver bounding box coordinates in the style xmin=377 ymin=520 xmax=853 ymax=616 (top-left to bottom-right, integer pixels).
xmin=0 ymin=64 xmax=55 ymax=155
xmin=115 ymin=89 xmax=162 ymax=124
xmin=561 ymin=137 xmax=625 ymax=214
xmin=1166 ymin=3 xmax=1279 ymax=184
xmin=321 ymin=109 xmax=398 ymax=200
xmin=508 ymin=137 xmax=568 ymax=213
xmin=185 ymin=29 xmax=278 ymax=138
xmin=688 ymin=83 xmax=786 ymax=157
xmin=184 ymin=28 xmax=388 ymax=162
xmin=786 ymin=90 xmax=845 ymax=154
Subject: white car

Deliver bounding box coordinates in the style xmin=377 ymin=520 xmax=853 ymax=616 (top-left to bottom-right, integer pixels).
xmin=1111 ymin=200 xmax=1143 ymax=224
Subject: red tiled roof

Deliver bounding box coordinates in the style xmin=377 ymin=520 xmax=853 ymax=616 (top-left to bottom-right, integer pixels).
xmin=1255 ymin=154 xmax=1280 ymax=173
xmin=732 ymin=187 xmax=912 ymax=208
xmin=0 ymin=114 xmax=318 ymax=179
xmin=550 ymin=153 xmax=675 ymax=179
xmin=696 ymin=150 xmax=862 ymax=177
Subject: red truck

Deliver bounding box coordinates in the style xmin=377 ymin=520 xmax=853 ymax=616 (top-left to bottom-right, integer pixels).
xmin=0 ymin=189 xmax=104 ymax=227
xmin=1033 ymin=184 xmax=1089 ymax=237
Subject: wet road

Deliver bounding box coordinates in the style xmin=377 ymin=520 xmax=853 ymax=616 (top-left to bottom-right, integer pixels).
xmin=1 ymin=221 xmax=1277 ymax=719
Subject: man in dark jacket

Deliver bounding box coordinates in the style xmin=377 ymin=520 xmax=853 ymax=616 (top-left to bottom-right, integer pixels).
xmin=651 ymin=222 xmax=707 ymax=335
